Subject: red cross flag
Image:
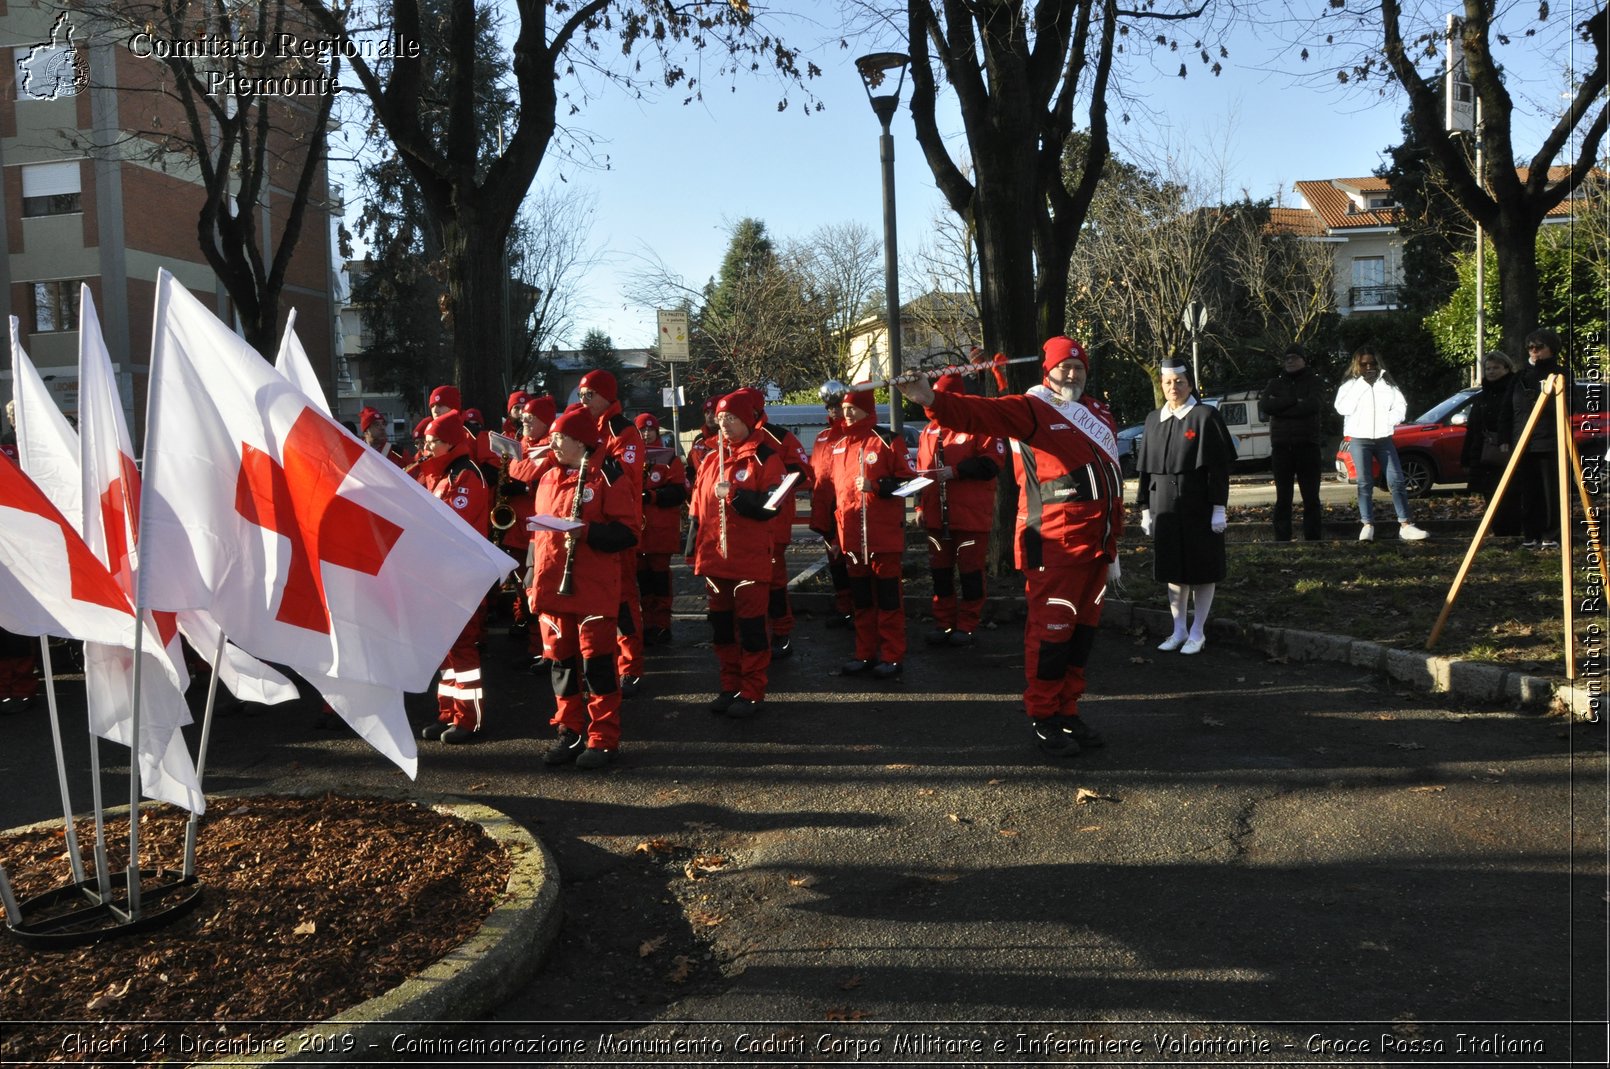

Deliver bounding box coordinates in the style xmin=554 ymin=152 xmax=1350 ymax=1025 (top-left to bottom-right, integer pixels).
xmin=136 ymin=271 xmax=513 ymax=773
xmin=0 ymin=450 xmax=145 ymax=649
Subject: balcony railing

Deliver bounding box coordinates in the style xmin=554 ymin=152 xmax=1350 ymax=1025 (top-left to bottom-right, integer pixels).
xmin=1348 ymin=285 xmax=1401 ymax=308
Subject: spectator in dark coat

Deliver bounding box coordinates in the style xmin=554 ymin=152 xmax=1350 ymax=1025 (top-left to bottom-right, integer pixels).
xmin=1509 ymin=329 xmax=1572 ymax=549
xmin=1259 ymin=347 xmax=1328 ymax=541
xmin=1461 ymin=353 xmax=1521 ymax=537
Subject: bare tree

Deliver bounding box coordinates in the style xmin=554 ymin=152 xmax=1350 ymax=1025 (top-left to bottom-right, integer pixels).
xmin=1221 ymin=201 xmax=1336 ymax=359
xmin=1289 ymin=0 xmax=1607 ymax=357
xmin=75 ymin=0 xmax=337 ymax=357
xmin=510 ymin=185 xmax=603 ymax=387
xmin=785 ymin=222 xmax=884 ymax=385
xmin=904 ymin=198 xmax=982 ymax=356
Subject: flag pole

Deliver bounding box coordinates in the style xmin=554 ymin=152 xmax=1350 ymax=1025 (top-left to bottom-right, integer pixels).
xmin=86 ymin=720 xmax=112 ymax=899
xmin=38 ymin=637 xmax=86 ymax=885
xmin=183 ymin=638 xmax=226 ymax=879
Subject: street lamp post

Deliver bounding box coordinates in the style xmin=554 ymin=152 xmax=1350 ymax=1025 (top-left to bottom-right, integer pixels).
xmin=856 ymin=51 xmax=909 ymax=434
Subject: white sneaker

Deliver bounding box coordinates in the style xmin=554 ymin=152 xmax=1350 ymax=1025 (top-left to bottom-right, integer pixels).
xmin=1358 ymin=524 xmax=1375 ymax=541
xmin=1398 ymin=523 xmax=1429 ymax=541
xmin=1157 ymin=634 xmax=1187 ymax=652
xmin=1181 ymin=636 xmax=1206 ymax=655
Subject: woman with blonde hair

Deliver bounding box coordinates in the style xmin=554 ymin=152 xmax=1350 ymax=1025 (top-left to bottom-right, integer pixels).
xmin=1333 ymin=346 xmax=1429 ymax=542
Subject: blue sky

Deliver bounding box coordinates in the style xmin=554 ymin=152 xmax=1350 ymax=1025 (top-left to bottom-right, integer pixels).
xmin=434 ymin=7 xmax=1580 ymax=351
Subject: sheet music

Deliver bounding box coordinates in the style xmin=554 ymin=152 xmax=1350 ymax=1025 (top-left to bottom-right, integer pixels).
xmin=763 ymin=471 xmax=802 ymax=510
xmin=487 ymin=431 xmax=520 ymax=460
xmin=893 ymin=476 xmax=934 ymax=498
xmin=527 ymin=513 xmax=585 ymax=533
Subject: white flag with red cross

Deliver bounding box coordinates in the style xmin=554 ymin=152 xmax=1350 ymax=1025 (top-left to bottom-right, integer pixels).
xmin=136 ymin=271 xmax=513 ymax=775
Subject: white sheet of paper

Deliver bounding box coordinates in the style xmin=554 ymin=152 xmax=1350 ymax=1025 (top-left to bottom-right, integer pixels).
xmin=527 ymin=513 xmax=585 ymax=533
xmin=487 ymin=431 xmax=520 ymax=460
xmin=763 ymin=471 xmax=802 ymax=510
xmin=893 ymin=476 xmax=934 ymax=498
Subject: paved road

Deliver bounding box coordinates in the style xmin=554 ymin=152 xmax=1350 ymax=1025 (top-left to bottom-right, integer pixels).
xmin=3 ymin=604 xmax=1603 ymax=1066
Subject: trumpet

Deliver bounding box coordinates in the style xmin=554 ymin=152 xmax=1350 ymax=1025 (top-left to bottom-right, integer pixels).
xmin=556 ymin=450 xmax=588 ymax=597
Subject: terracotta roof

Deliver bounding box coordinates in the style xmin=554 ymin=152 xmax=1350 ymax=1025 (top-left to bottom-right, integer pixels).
xmin=1266 ymin=206 xmax=1325 ymax=237
xmin=1293 ymin=178 xmax=1400 ymax=230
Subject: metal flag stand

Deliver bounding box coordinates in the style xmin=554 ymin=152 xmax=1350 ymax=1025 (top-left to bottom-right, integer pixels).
xmin=1427 ymin=374 xmax=1606 ymax=680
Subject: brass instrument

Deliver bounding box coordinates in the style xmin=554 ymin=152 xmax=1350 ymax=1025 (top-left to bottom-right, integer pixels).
xmin=490 ymin=467 xmax=519 ymax=534
xmin=716 ymin=432 xmax=729 ymax=559
xmin=556 ymin=450 xmax=588 ymax=597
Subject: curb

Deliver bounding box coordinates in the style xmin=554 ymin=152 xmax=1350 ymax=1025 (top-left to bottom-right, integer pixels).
xmin=696 ymin=588 xmax=1590 ymax=719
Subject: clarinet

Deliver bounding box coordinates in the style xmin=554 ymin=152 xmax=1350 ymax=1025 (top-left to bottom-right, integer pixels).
xmin=717 ymin=433 xmax=729 ymax=559
xmin=556 ymin=450 xmax=588 ymax=596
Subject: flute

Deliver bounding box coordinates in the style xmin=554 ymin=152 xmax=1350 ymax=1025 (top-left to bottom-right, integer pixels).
xmin=716 ymin=433 xmax=729 ymax=559
xmin=858 ymin=442 xmax=869 ymax=564
xmin=556 ymin=449 xmax=588 ymax=596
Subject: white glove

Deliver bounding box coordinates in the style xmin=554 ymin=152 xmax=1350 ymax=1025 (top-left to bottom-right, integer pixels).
xmin=1211 ymin=505 xmax=1227 ymax=534
xmin=1106 ymin=557 xmax=1122 ymax=586
xmin=1141 ymin=509 xmax=1153 ymax=536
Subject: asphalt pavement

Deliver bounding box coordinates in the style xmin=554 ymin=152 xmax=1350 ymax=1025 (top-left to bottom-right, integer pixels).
xmin=4 ymin=580 xmax=1605 ymax=1067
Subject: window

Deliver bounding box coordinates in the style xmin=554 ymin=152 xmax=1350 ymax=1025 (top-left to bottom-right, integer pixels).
xmin=32 ymin=280 xmax=81 ymax=332
xmin=1352 ymin=257 xmax=1386 ymax=288
xmin=20 ymin=161 xmax=83 ymax=217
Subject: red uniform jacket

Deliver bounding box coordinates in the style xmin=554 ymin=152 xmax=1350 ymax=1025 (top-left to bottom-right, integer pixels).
xmin=595 ymin=404 xmax=645 ymax=524
xmin=498 ymin=434 xmax=550 ymax=553
xmin=915 ymin=420 xmax=1004 ymax=533
xmin=692 ymin=434 xmax=785 ymax=581
xmin=641 ymin=453 xmax=688 ymax=554
xmin=924 ymin=386 xmax=1124 ymax=568
xmin=811 ymin=417 xmax=914 ymax=558
xmin=687 ymin=427 xmax=719 ymax=489
xmin=754 ymin=420 xmax=811 ymax=547
xmin=528 ymin=451 xmax=638 ymax=617
xmin=415 ymin=442 xmax=492 ymax=536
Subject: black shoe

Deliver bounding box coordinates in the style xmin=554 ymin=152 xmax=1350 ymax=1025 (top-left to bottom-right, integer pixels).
xmin=871 ymin=661 xmax=903 ymax=680
xmin=645 ymin=626 xmax=673 ymax=646
xmin=825 ymin=613 xmax=853 ymax=630
xmin=522 ymin=656 xmax=549 ymax=674
xmin=923 ymin=629 xmax=952 ymax=646
xmin=725 ymin=697 xmax=764 ymax=719
xmin=441 ymin=725 xmax=477 ymax=744
xmin=544 ymin=728 xmax=584 ymax=766
xmin=839 ymin=658 xmax=874 ymax=676
xmin=576 ymin=746 xmax=616 ymax=770
xmin=771 ymin=635 xmax=792 ymax=659
xmin=709 ymin=691 xmax=740 ymax=714
xmin=420 ymin=721 xmax=449 ymax=741
xmin=1033 ymin=716 xmax=1082 ymax=757
xmin=947 ymin=630 xmax=975 ymax=647
xmin=1064 ymin=715 xmax=1105 ymax=749
xmin=620 ymin=675 xmax=642 ymax=698
xmin=506 ymin=621 xmax=528 ymax=640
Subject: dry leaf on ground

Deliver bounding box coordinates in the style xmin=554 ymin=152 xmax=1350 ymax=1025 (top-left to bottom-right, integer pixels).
xmin=635 ymin=837 xmax=672 ymax=855
xmin=667 ymin=956 xmax=693 ymax=983
xmin=638 ymin=935 xmax=667 ymax=958
xmin=1074 ymin=787 xmax=1119 ymax=805
xmin=293 ymin=920 xmax=317 ymax=936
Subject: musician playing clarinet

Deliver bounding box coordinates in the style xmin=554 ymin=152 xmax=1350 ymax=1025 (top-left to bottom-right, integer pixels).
xmin=692 ymin=392 xmax=786 ymax=718
xmin=528 ymin=405 xmax=639 ymax=770
xmin=895 ymin=337 xmax=1124 ymax=758
xmin=916 ymin=373 xmax=1004 ymax=648
xmin=809 ymin=386 xmax=915 ymax=680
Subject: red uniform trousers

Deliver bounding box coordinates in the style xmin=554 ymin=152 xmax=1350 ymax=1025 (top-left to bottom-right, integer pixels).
xmin=925 ymin=528 xmax=989 ymax=633
xmin=615 ymin=553 xmax=644 ymax=681
xmin=767 ymin=544 xmax=794 ymax=638
xmin=539 ymin=610 xmax=621 ymax=749
xmin=825 ymin=543 xmax=854 ymax=616
xmin=705 ymin=576 xmax=772 ymax=700
xmin=434 ymin=610 xmax=485 ymax=732
xmin=636 ymin=551 xmax=674 ymax=633
xmin=1022 ymin=562 xmax=1108 ymax=720
xmin=847 ymin=552 xmax=906 ymax=664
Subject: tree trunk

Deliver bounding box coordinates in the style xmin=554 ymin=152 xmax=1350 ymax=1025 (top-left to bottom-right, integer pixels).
xmin=1491 ymin=212 xmax=1543 ymax=361
xmin=442 ymin=213 xmax=515 ymax=414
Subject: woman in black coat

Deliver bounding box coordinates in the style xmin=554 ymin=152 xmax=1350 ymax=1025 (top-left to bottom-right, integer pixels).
xmin=1135 ymin=360 xmax=1238 ymax=655
xmin=1460 ymin=353 xmax=1521 ymax=536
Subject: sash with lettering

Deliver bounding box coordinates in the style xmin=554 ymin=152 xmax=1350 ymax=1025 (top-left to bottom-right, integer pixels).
xmin=1024 ymin=386 xmax=1120 ymax=464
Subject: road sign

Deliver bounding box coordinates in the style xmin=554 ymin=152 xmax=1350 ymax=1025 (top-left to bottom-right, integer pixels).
xmin=657 ymin=309 xmax=690 ymax=363
xmin=1181 ymin=301 xmax=1209 ymax=334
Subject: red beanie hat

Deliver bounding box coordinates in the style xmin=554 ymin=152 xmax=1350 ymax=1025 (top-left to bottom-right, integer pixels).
xmin=702 ymin=396 xmax=719 ymax=416
xmin=462 ymin=408 xmax=484 ymax=429
xmin=634 ymin=411 xmax=661 ymax=433
xmin=1042 ymin=336 xmax=1088 ymax=375
xmin=844 ymin=388 xmax=877 ymax=417
xmin=507 ymin=389 xmax=529 ymax=413
xmin=424 ymin=410 xmax=466 ymax=447
xmin=359 ymin=406 xmax=384 ymax=431
xmin=521 ymin=395 xmax=557 ymax=426
xmin=413 ymin=416 xmax=431 ymax=438
xmin=578 ymin=369 xmax=617 ymax=403
xmin=715 ymin=390 xmax=761 ymax=430
xmin=428 ymin=384 xmax=461 ymax=410
xmin=932 ymin=373 xmax=964 ymax=395
xmin=738 ymin=387 xmax=769 ymax=425
xmin=551 ymin=404 xmax=601 ymax=448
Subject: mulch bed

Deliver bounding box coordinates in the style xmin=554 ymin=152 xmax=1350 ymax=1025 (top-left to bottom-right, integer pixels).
xmin=0 ymin=795 xmax=510 ymax=1067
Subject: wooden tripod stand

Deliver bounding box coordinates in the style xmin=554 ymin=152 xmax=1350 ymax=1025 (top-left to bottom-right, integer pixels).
xmin=1427 ymin=373 xmax=1607 ymax=682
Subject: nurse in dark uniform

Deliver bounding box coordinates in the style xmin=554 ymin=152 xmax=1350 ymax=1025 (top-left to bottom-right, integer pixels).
xmin=1134 ymin=359 xmax=1237 ymax=654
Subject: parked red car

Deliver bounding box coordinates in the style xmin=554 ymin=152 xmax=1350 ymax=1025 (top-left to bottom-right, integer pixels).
xmin=1335 ymin=382 xmax=1607 ymax=497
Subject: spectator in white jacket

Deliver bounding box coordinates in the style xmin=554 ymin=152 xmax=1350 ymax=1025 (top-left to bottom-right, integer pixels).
xmin=1333 ymin=346 xmax=1429 ymax=542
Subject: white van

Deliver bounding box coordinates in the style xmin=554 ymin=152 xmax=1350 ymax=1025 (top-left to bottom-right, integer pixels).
xmin=1204 ymin=389 xmax=1271 ymax=464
